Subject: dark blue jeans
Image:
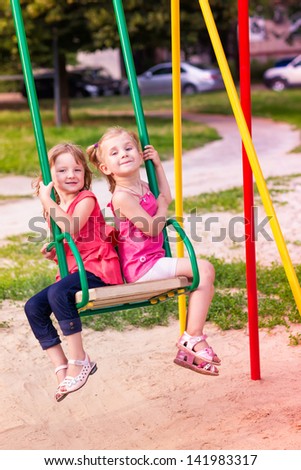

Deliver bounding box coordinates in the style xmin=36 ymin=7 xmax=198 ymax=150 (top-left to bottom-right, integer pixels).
xmin=24 ymin=271 xmax=107 ymax=350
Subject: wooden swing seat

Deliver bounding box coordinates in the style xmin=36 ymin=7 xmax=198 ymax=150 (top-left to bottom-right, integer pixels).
xmin=75 ymin=275 xmax=190 ymax=312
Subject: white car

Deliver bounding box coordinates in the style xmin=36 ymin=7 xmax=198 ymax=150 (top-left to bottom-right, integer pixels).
xmin=263 ymin=55 xmax=301 ymax=91
xmin=121 ymin=61 xmax=224 ymax=96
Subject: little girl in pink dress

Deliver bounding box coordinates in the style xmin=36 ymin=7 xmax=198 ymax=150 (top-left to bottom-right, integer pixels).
xmin=87 ymin=127 xmax=221 ymax=376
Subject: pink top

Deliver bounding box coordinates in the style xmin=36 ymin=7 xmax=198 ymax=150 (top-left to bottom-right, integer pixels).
xmin=55 ymin=190 xmax=123 ymax=285
xmin=109 ymin=186 xmax=165 ymax=283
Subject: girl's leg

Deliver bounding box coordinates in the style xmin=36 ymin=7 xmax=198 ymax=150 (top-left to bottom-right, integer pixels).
xmin=46 ymin=344 xmax=68 ymax=384
xmin=64 ymin=332 xmax=86 ymax=378
xmin=175 ymin=258 xmax=220 ymax=363
xmin=24 ymin=287 xmax=68 ymax=384
xmin=24 ymin=285 xmax=62 ymax=349
xmin=176 ymin=258 xmax=214 ymax=334
xmin=48 ymin=271 xmax=106 ymax=379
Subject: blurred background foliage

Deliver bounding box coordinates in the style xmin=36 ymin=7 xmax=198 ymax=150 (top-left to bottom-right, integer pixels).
xmin=0 ymin=1 xmax=300 ymax=87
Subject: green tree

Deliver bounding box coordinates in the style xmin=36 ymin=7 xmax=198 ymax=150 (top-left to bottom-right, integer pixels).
xmin=87 ymin=0 xmax=239 ymax=73
xmin=1 ymin=0 xmax=241 ymax=121
xmin=4 ymin=0 xmax=100 ymax=123
xmin=0 ymin=0 xmax=19 ymax=74
xmin=3 ymin=1 xmax=241 ymax=74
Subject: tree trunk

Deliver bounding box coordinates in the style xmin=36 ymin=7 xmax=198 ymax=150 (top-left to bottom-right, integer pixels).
xmin=56 ymin=53 xmax=71 ymax=124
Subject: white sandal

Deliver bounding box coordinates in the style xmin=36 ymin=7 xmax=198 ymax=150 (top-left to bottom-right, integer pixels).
xmin=54 ymin=364 xmax=68 ymax=403
xmin=56 ymin=354 xmax=97 ymax=400
xmin=176 ymin=331 xmax=221 ymax=366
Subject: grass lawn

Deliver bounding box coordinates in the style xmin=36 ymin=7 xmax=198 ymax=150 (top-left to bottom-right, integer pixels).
xmin=2 ymin=87 xmax=301 ymax=175
xmin=0 ymin=94 xmax=219 ymax=176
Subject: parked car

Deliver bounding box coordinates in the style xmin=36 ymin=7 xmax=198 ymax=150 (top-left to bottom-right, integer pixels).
xmin=21 ymin=71 xmax=97 ymax=98
xmin=80 ymin=68 xmax=121 ymax=96
xmin=263 ymin=55 xmax=301 ymax=91
xmin=121 ymin=61 xmax=224 ymax=96
xmin=21 ymin=67 xmax=121 ymax=99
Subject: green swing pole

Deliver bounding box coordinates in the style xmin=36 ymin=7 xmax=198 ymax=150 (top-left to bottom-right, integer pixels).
xmin=10 ymin=0 xmax=68 ymax=277
xmin=112 ymin=0 xmax=157 ymax=192
xmin=112 ymin=0 xmax=171 ymax=256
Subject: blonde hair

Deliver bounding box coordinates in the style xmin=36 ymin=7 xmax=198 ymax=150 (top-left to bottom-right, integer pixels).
xmin=33 ymin=143 xmax=92 ymax=209
xmin=87 ymin=126 xmax=141 ymax=193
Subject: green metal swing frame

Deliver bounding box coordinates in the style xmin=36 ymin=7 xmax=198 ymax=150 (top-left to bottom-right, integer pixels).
xmin=10 ymin=0 xmax=199 ymax=316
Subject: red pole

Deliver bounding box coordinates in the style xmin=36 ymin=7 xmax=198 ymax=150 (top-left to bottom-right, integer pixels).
xmin=238 ymin=0 xmax=261 ymax=379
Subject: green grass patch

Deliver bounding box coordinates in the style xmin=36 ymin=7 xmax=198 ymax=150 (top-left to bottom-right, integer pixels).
xmin=178 ymin=186 xmax=244 ymax=214
xmin=0 ymin=234 xmax=56 ymax=301
xmin=180 ymin=88 xmax=301 ymax=129
xmin=2 ymin=87 xmax=301 ymax=176
xmin=0 ymin=98 xmax=220 ymax=176
xmin=289 ymin=332 xmax=301 ymax=346
xmin=207 ymin=257 xmax=301 ymax=330
xmin=169 ymin=174 xmax=300 ymax=215
xmin=81 ymin=299 xmax=179 ymax=332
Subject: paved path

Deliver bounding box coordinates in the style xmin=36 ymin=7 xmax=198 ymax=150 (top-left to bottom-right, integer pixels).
xmin=0 ymin=113 xmax=300 ymax=239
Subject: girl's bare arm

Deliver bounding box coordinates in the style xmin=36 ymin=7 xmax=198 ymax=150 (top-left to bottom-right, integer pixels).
xmin=143 ymin=145 xmax=172 ymax=205
xmin=113 ymin=190 xmax=169 ymax=237
xmin=38 ymin=182 xmax=95 ymax=236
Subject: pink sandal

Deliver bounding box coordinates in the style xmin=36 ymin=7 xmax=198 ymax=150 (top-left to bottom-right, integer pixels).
xmin=174 ymin=350 xmax=219 ymax=376
xmin=56 ymin=354 xmax=97 ymax=402
xmin=176 ymin=331 xmax=221 ymax=366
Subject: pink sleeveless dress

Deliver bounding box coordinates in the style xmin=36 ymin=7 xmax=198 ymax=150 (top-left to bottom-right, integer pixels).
xmin=109 ymin=186 xmax=165 ymax=283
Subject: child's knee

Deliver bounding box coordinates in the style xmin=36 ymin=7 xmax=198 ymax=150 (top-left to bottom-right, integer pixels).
xmin=48 ymin=283 xmax=71 ymax=311
xmin=47 ymin=282 xmax=79 ymax=323
xmin=198 ymin=259 xmax=215 ymax=284
xmin=24 ymin=296 xmax=37 ymax=320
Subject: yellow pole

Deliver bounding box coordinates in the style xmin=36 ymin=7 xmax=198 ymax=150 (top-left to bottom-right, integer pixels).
xmin=198 ymin=0 xmax=301 ymax=315
xmin=171 ymin=0 xmax=187 ymax=332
